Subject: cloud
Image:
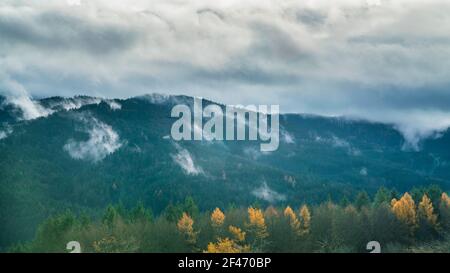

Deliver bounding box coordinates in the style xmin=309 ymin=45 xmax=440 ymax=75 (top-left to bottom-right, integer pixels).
xmin=281 ymin=128 xmax=295 ymax=144
xmin=0 ymin=77 xmax=53 ymax=120
xmin=46 ymin=96 xmax=102 ymax=111
xmin=360 ymin=167 xmax=368 ymax=176
xmin=0 ymin=124 xmax=13 ymax=140
xmin=252 ymin=182 xmax=286 ymax=203
xmin=64 ymin=115 xmax=122 ymax=162
xmin=104 ymin=100 xmax=121 ymax=110
xmin=1 ymin=0 xmax=450 ymax=143
xmin=315 ymin=134 xmax=361 ymax=156
xmin=171 ymin=143 xmax=203 ymax=175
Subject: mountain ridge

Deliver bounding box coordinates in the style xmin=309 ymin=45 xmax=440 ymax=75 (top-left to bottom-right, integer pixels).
xmin=1 ymin=93 xmax=450 ymax=248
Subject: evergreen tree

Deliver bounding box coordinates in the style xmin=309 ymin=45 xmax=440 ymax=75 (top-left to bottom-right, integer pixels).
xmin=418 ymin=194 xmax=437 ymax=226
xmin=183 ymin=196 xmax=199 ymax=218
xmin=374 ymin=186 xmax=391 ymax=207
xmin=355 ymin=191 xmax=370 ymax=210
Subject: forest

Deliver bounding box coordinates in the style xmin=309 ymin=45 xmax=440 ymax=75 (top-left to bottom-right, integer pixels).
xmin=10 ymin=185 xmax=450 ymax=253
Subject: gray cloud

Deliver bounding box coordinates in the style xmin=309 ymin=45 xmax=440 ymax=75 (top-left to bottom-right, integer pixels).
xmin=1 ymin=0 xmax=450 ymax=143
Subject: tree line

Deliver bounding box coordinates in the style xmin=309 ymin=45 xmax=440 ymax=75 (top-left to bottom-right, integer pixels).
xmin=10 ymin=186 xmax=450 ymax=253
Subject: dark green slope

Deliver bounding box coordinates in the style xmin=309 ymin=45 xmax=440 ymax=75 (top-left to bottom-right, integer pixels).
xmin=0 ymin=94 xmax=449 ymax=248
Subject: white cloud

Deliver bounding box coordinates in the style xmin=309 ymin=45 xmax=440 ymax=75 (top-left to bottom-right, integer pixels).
xmin=171 ymin=143 xmax=203 ymax=175
xmin=1 ymin=0 xmax=450 ymax=142
xmin=281 ymin=129 xmax=295 ymax=144
xmin=0 ymin=77 xmax=53 ymax=120
xmin=252 ymin=182 xmax=286 ymax=203
xmin=360 ymin=167 xmax=368 ymax=176
xmin=64 ymin=116 xmax=122 ymax=162
xmin=0 ymin=124 xmax=13 ymax=140
xmin=315 ymin=134 xmax=361 ymax=156
xmin=104 ymin=100 xmax=122 ymax=110
xmin=48 ymin=97 xmax=102 ymax=111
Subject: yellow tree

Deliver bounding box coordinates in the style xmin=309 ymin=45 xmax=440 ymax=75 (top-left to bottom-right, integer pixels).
xmin=205 ymin=238 xmax=240 ymax=253
xmin=264 ymin=206 xmax=279 ymax=218
xmin=247 ymin=207 xmax=268 ymax=241
xmin=177 ymin=212 xmax=197 ymax=244
xmin=440 ymin=193 xmax=450 ymax=228
xmin=204 ymin=226 xmax=250 ymax=253
xmin=211 ymin=208 xmax=225 ymax=228
xmin=283 ymin=206 xmax=300 ymax=234
xmin=441 ymin=193 xmax=450 ymax=207
xmin=299 ymin=205 xmax=311 ymax=235
xmin=204 ymin=238 xmax=250 ymax=253
xmin=229 ymin=225 xmax=246 ymax=242
xmin=418 ymin=194 xmax=437 ymax=226
xmin=391 ymin=192 xmax=417 ymax=232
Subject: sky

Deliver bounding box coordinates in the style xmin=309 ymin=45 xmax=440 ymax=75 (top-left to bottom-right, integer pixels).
xmin=1 ymin=0 xmax=450 ymax=144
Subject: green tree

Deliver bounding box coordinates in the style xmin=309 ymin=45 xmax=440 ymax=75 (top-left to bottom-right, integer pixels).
xmin=373 ymin=186 xmax=392 ymax=207
xmin=355 ymin=191 xmax=370 ymax=210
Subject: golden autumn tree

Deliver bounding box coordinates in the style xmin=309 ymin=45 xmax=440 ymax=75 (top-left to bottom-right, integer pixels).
xmin=229 ymin=225 xmax=246 ymax=242
xmin=283 ymin=206 xmax=300 ymax=234
xmin=247 ymin=207 xmax=268 ymax=241
xmin=205 ymin=238 xmax=250 ymax=253
xmin=391 ymin=192 xmax=417 ymax=232
xmin=299 ymin=205 xmax=311 ymax=235
xmin=205 ymin=238 xmax=240 ymax=253
xmin=418 ymin=194 xmax=437 ymax=226
xmin=211 ymin=208 xmax=225 ymax=228
xmin=440 ymin=192 xmax=450 ymax=228
xmin=264 ymin=206 xmax=279 ymax=218
xmin=204 ymin=225 xmax=250 ymax=253
xmin=441 ymin=193 xmax=450 ymax=208
xmin=177 ymin=212 xmax=197 ymax=244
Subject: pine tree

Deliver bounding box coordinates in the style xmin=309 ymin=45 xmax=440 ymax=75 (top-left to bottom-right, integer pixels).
xmin=299 ymin=205 xmax=311 ymax=234
xmin=177 ymin=213 xmax=197 ymax=244
xmin=441 ymin=192 xmax=450 ymax=207
xmin=283 ymin=206 xmax=300 ymax=234
xmin=374 ymin=186 xmax=391 ymax=207
xmin=204 ymin=238 xmax=249 ymax=253
xmin=211 ymin=208 xmax=225 ymax=228
xmin=418 ymin=194 xmax=437 ymax=226
xmin=264 ymin=206 xmax=279 ymax=218
xmin=183 ymin=196 xmax=199 ymax=218
xmin=391 ymin=192 xmax=417 ymax=233
xmin=339 ymin=196 xmax=350 ymax=207
xmin=247 ymin=207 xmax=268 ymax=242
xmin=355 ymin=191 xmax=370 ymax=210
xmin=229 ymin=225 xmax=246 ymax=242
xmin=102 ymin=205 xmax=118 ymax=228
xmin=440 ymin=193 xmax=450 ymax=229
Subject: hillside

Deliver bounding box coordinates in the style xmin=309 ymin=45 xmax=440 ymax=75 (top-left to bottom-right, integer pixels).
xmin=1 ymin=94 xmax=450 ymax=248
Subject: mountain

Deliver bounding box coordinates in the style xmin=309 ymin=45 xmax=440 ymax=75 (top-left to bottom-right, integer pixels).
xmin=0 ymin=94 xmax=450 ymax=248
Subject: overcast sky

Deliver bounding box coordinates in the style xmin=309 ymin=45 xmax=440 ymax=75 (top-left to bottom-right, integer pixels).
xmin=1 ymin=0 xmax=450 ymax=143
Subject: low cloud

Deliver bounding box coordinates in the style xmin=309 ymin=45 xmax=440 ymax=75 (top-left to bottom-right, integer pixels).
xmin=0 ymin=124 xmax=13 ymax=140
xmin=171 ymin=144 xmax=203 ymax=175
xmin=64 ymin=115 xmax=122 ymax=162
xmin=252 ymin=182 xmax=286 ymax=203
xmin=314 ymin=135 xmax=361 ymax=156
xmin=360 ymin=167 xmax=368 ymax=176
xmin=281 ymin=128 xmax=295 ymax=144
xmin=47 ymin=96 xmax=102 ymax=111
xmin=0 ymin=77 xmax=52 ymax=120
xmin=104 ymin=100 xmax=122 ymax=110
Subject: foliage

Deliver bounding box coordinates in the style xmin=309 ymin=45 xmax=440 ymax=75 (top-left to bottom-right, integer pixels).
xmin=7 ymin=187 xmax=450 ymax=253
